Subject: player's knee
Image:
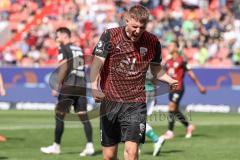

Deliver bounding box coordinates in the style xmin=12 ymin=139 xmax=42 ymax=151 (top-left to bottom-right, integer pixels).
xmin=78 ymin=114 xmax=89 ymax=122
xmin=102 ymin=147 xmax=118 ymax=160
xmin=124 ymin=147 xmax=138 ymax=160
xmin=55 ymin=112 xmax=65 ymax=120
xmin=103 ymin=153 xmax=117 ymax=160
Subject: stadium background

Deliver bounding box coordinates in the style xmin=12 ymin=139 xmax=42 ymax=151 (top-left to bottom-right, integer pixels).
xmin=0 ymin=0 xmax=239 ymax=160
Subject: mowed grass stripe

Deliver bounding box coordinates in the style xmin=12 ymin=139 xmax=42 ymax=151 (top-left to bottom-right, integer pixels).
xmin=0 ymin=110 xmax=239 ymax=160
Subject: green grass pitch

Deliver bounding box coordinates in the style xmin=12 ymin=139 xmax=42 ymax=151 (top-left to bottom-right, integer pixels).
xmin=0 ymin=110 xmax=239 ymax=160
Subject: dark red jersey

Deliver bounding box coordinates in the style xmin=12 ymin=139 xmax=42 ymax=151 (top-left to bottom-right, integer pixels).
xmin=165 ymin=56 xmax=190 ymax=90
xmin=93 ymin=26 xmax=162 ymax=102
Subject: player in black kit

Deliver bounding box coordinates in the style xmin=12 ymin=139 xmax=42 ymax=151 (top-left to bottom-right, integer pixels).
xmin=40 ymin=27 xmax=94 ymax=156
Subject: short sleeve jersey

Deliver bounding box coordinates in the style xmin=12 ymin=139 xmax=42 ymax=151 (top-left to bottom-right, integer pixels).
xmin=58 ymin=43 xmax=85 ymax=86
xmin=165 ymin=56 xmax=190 ymax=90
xmin=93 ymin=27 xmax=162 ymax=102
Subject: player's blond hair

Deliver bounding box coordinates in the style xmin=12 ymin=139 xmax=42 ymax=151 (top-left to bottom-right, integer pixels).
xmin=125 ymin=5 xmax=150 ymax=23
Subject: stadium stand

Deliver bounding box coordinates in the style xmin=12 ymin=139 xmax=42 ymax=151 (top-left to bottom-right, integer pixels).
xmin=0 ymin=0 xmax=239 ymax=67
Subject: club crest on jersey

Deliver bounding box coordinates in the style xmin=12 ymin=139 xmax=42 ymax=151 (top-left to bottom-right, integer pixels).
xmin=140 ymin=47 xmax=147 ymax=56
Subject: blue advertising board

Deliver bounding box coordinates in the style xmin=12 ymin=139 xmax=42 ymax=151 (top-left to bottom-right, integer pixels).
xmin=156 ymin=68 xmax=240 ymax=107
xmin=0 ymin=67 xmax=56 ymax=103
xmin=0 ymin=67 xmax=239 ymax=109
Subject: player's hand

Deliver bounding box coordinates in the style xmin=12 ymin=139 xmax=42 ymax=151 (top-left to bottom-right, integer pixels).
xmin=169 ymin=79 xmax=178 ymax=92
xmin=0 ymin=88 xmax=6 ymax=96
xmin=51 ymin=90 xmax=58 ymax=97
xmin=199 ymin=85 xmax=206 ymax=94
xmin=92 ymin=89 xmax=105 ymax=103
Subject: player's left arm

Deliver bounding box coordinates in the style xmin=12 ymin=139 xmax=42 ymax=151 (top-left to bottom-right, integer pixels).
xmin=150 ymin=41 xmax=178 ymax=91
xmin=150 ymin=64 xmax=178 ymax=91
xmin=187 ymin=70 xmax=206 ymax=94
xmin=0 ymin=73 xmax=6 ymax=96
xmin=185 ymin=62 xmax=206 ymax=94
xmin=58 ymin=60 xmax=68 ymax=85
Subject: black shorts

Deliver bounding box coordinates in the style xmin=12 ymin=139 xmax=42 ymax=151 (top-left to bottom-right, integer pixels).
xmin=100 ymin=100 xmax=147 ymax=147
xmin=169 ymin=90 xmax=184 ymax=105
xmin=56 ymin=94 xmax=87 ymax=113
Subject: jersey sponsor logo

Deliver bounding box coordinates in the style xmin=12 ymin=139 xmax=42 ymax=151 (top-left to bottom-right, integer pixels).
xmin=140 ymin=47 xmax=148 ymax=56
xmin=173 ymin=62 xmax=179 ymax=68
xmin=112 ymin=56 xmax=139 ymax=76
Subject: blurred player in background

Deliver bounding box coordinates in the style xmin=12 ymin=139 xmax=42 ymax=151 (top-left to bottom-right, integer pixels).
xmin=144 ymin=69 xmax=165 ymax=156
xmin=163 ymin=41 xmax=206 ymax=140
xmin=0 ymin=73 xmax=6 ymax=142
xmin=90 ymin=5 xmax=178 ymax=160
xmin=40 ymin=27 xmax=94 ymax=156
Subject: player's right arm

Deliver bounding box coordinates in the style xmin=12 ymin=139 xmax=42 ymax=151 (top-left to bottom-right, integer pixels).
xmin=53 ymin=45 xmax=69 ymax=95
xmin=51 ymin=59 xmax=68 ymax=96
xmin=90 ymin=29 xmax=110 ymax=101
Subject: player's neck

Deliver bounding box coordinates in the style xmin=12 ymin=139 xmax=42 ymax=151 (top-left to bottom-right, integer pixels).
xmin=62 ymin=39 xmax=71 ymax=45
xmin=172 ymin=54 xmax=179 ymax=59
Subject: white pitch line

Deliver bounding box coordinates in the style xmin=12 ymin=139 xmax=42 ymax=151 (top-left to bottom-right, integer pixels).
xmin=0 ymin=122 xmax=240 ymax=130
xmin=0 ymin=124 xmax=99 ymax=130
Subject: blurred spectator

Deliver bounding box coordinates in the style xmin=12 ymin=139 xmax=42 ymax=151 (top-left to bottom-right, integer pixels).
xmin=0 ymin=0 xmax=239 ymax=68
xmin=232 ymin=49 xmax=240 ymax=65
